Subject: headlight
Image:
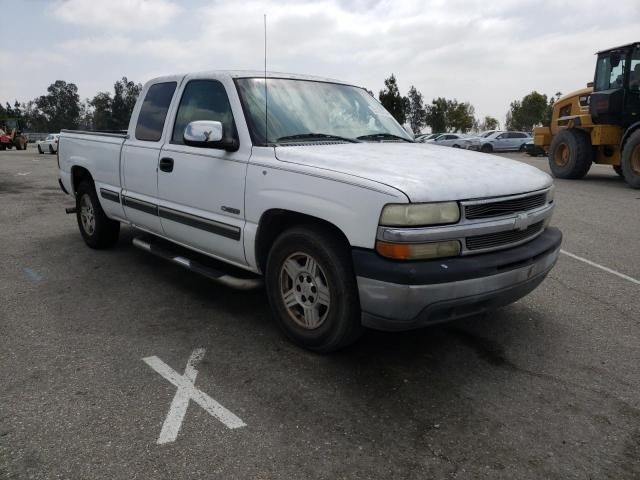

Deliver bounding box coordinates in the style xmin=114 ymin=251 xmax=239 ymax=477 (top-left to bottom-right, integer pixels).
xmin=376 ymin=240 xmax=461 ymax=260
xmin=379 ymin=202 xmax=460 ymax=227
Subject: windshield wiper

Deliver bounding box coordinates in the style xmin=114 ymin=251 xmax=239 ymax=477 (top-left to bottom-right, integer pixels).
xmin=276 ymin=133 xmax=361 ymax=144
xmin=356 ymin=133 xmax=414 ymax=142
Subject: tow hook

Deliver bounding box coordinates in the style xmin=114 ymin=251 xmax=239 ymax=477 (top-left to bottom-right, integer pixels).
xmin=65 ymin=207 xmax=77 ymax=214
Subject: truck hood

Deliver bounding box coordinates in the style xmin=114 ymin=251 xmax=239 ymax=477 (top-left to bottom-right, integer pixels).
xmin=274 ymin=143 xmax=552 ymax=202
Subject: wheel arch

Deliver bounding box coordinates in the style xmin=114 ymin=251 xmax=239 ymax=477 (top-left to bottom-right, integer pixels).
xmin=254 ymin=209 xmax=352 ymax=273
xmin=621 ymin=122 xmax=640 ymax=150
xmin=71 ymin=165 xmax=94 ymax=194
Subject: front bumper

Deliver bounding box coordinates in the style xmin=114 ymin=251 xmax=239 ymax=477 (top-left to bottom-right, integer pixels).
xmin=353 ymin=227 xmax=562 ymax=331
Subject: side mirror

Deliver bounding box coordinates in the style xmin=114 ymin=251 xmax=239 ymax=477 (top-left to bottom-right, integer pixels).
xmin=183 ymin=120 xmax=238 ymax=151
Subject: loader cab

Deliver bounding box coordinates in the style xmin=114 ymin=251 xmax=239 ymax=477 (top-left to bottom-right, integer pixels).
xmin=590 ymin=42 xmax=640 ymax=127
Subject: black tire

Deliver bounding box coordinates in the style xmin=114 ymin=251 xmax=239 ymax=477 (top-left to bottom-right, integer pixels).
xmin=49 ymin=145 xmax=55 ymax=154
xmin=75 ymin=180 xmax=120 ymax=249
xmin=265 ymin=224 xmax=363 ymax=353
xmin=548 ymin=129 xmax=593 ymax=179
xmin=480 ymin=144 xmax=492 ymax=153
xmin=38 ymin=145 xmax=43 ymax=154
xmin=613 ymin=165 xmax=624 ymax=177
xmin=519 ymin=144 xmax=526 ymax=152
xmin=621 ymin=130 xmax=640 ymax=189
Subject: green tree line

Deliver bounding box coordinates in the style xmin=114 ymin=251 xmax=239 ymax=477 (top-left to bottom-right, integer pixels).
xmin=2 ymin=73 xmax=558 ymax=135
xmin=0 ymin=77 xmax=142 ymax=133
xmin=377 ymin=73 xmax=559 ymax=134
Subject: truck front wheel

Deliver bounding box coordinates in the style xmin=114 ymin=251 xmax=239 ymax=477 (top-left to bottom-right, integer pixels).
xmin=75 ymin=181 xmax=120 ymax=249
xmin=548 ymin=129 xmax=593 ymax=179
xmin=265 ymin=224 xmax=362 ymax=352
xmin=621 ymin=130 xmax=640 ymax=189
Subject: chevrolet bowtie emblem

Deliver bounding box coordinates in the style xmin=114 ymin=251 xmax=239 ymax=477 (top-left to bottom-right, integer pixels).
xmin=514 ymin=212 xmax=529 ymax=231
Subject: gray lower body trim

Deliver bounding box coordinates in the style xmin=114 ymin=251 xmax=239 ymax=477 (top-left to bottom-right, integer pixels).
xmin=100 ymin=188 xmax=120 ymax=203
xmin=159 ymin=206 xmax=241 ymax=241
xmin=121 ymin=196 xmax=240 ymax=241
xmin=358 ymin=246 xmax=560 ymax=331
xmin=123 ymin=196 xmax=158 ymax=216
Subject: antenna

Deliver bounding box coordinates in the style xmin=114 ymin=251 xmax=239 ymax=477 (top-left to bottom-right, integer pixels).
xmin=264 ymin=14 xmax=269 ymax=145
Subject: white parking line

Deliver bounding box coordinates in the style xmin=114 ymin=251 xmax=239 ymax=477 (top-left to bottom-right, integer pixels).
xmin=560 ymin=250 xmax=640 ymax=286
xmin=143 ymin=348 xmax=246 ymax=445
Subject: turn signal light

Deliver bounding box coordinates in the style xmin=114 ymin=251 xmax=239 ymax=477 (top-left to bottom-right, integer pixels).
xmin=376 ymin=240 xmax=461 ymax=260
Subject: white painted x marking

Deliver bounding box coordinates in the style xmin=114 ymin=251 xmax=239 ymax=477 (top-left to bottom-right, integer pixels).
xmin=143 ymin=348 xmax=246 ymax=444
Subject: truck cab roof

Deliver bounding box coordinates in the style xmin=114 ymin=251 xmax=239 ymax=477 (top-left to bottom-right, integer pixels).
xmin=146 ymin=70 xmax=357 ymax=88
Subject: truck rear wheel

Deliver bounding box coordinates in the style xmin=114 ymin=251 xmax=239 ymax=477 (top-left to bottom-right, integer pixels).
xmin=75 ymin=181 xmax=120 ymax=249
xmin=548 ymin=129 xmax=593 ymax=179
xmin=621 ymin=130 xmax=640 ymax=189
xmin=265 ymin=224 xmax=362 ymax=352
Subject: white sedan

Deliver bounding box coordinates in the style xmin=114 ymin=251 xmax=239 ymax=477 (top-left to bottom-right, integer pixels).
xmin=426 ymin=133 xmax=470 ymax=148
xmin=37 ymin=134 xmax=60 ymax=154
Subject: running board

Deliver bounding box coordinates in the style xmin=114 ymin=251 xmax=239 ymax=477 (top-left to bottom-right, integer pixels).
xmin=132 ymin=236 xmax=263 ymax=291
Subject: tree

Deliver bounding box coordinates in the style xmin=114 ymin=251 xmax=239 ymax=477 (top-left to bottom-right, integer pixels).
xmin=78 ymin=99 xmax=94 ymax=130
xmin=505 ymin=91 xmax=549 ymax=131
xmin=111 ymin=77 xmax=142 ymax=129
xmin=90 ymin=92 xmax=114 ymax=130
xmin=480 ymin=115 xmax=499 ymax=131
xmin=21 ymin=100 xmax=47 ymax=131
xmin=379 ymin=74 xmax=407 ymax=125
xmin=406 ymin=86 xmax=427 ymax=134
xmin=425 ymin=97 xmax=448 ymax=133
xmin=35 ymin=80 xmax=81 ymax=131
xmin=447 ymin=100 xmax=475 ymax=133
xmin=543 ymin=91 xmax=562 ymax=126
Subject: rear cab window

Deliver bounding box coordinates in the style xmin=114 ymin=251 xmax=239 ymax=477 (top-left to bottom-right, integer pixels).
xmin=135 ymin=82 xmax=177 ymax=141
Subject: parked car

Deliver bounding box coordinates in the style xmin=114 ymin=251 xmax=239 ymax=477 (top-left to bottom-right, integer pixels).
xmin=37 ymin=134 xmax=60 ymax=154
xmin=426 ymin=133 xmax=469 ymax=148
xmin=524 ymin=140 xmax=546 ymax=157
xmin=58 ymin=71 xmax=560 ymax=352
xmin=467 ymin=131 xmax=531 ymax=153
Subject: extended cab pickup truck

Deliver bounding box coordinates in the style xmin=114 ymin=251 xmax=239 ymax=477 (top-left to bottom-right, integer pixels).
xmin=58 ymin=71 xmax=562 ymax=352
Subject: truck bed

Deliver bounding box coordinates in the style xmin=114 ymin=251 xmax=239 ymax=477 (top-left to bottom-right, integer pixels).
xmin=58 ymin=129 xmax=128 ymax=200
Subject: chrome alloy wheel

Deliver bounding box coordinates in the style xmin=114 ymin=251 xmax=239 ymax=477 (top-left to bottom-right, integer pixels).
xmin=80 ymin=194 xmax=96 ymax=235
xmin=279 ymin=252 xmax=331 ymax=330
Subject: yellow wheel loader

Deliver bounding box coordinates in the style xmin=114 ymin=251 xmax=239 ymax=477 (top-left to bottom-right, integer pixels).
xmin=534 ymin=42 xmax=640 ymax=188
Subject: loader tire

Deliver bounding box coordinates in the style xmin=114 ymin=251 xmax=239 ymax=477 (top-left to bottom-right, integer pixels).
xmin=548 ymin=129 xmax=593 ymax=179
xmin=621 ymin=130 xmax=640 ymax=189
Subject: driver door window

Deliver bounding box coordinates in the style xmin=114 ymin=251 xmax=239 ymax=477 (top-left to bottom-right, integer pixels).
xmin=171 ymin=80 xmax=237 ymax=145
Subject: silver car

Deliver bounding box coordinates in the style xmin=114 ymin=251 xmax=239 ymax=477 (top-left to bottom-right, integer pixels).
xmin=468 ymin=131 xmax=531 ymax=153
xmin=426 ymin=133 xmax=469 ymax=148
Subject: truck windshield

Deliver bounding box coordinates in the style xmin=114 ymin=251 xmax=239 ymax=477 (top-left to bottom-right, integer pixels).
xmin=235 ymin=77 xmax=412 ymax=146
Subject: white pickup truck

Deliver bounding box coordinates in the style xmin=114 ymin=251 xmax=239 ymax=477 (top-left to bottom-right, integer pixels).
xmin=58 ymin=71 xmax=562 ymax=352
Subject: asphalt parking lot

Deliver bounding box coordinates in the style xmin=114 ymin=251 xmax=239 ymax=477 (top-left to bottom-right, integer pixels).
xmin=1 ymin=146 xmax=639 ymax=480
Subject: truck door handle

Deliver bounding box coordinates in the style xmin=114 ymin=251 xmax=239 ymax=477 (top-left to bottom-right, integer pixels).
xmin=159 ymin=157 xmax=174 ymax=172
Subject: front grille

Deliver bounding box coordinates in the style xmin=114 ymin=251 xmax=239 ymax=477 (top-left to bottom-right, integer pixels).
xmin=466 ymin=221 xmax=544 ymax=251
xmin=465 ymin=193 xmax=547 ymax=219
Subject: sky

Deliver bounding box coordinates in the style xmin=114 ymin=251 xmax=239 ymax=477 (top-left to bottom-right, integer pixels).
xmin=1 ymin=0 xmax=639 ymax=126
